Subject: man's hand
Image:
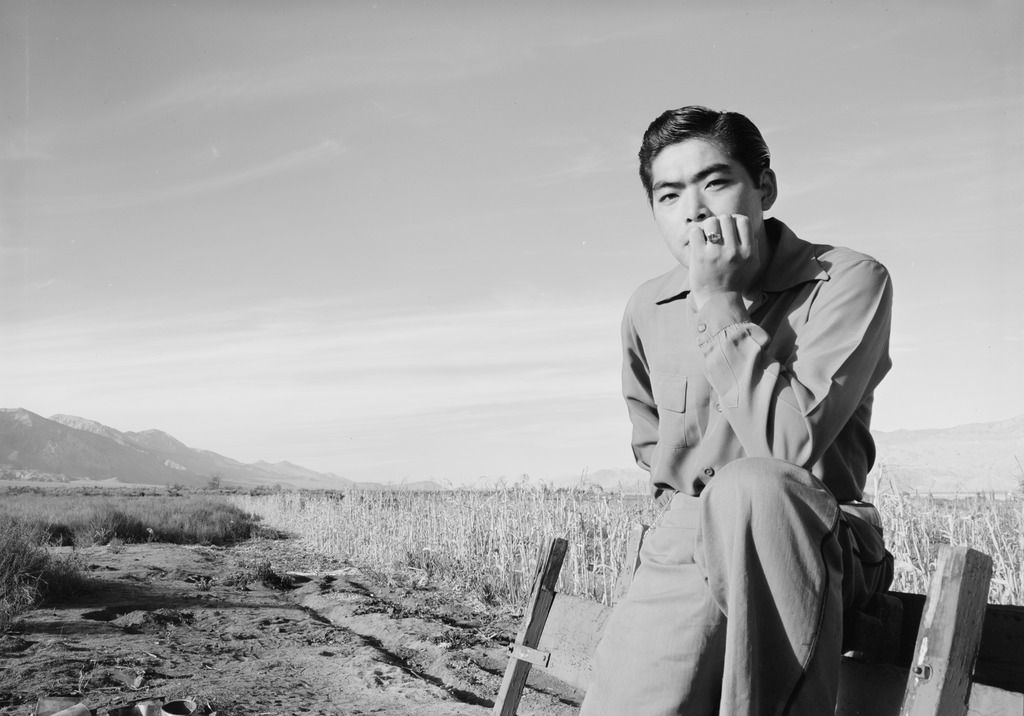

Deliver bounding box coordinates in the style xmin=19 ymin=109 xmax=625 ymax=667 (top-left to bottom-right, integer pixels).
xmin=688 ymin=214 xmax=761 ymax=309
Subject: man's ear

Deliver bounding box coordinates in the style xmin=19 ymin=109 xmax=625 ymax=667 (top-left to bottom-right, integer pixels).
xmin=759 ymin=168 xmax=778 ymax=211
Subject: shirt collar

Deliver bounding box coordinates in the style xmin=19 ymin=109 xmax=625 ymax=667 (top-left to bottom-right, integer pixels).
xmin=654 ymin=218 xmax=830 ymax=304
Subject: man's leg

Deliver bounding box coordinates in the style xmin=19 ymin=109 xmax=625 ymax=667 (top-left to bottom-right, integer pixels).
xmin=580 ymin=493 xmax=725 ymax=716
xmin=581 ymin=458 xmax=852 ymax=716
xmin=696 ymin=457 xmax=845 ymax=716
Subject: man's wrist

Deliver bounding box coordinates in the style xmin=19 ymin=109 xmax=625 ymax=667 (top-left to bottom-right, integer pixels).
xmin=690 ymin=288 xmax=745 ymax=313
xmin=692 ymin=291 xmax=750 ymax=339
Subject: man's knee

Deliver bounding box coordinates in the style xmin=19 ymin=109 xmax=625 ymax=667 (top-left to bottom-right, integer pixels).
xmin=700 ymin=457 xmax=839 ymax=537
xmin=702 ymin=457 xmax=804 ymax=511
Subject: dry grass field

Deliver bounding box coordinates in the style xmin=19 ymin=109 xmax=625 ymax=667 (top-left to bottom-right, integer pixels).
xmin=230 ymin=483 xmax=1024 ymax=609
xmin=6 ymin=484 xmax=1017 ymax=624
xmin=0 ymin=489 xmax=580 ymax=715
xmin=1 ymin=485 xmax=1020 ymax=715
xmin=0 ymin=491 xmax=264 ymax=633
xmin=234 ymin=487 xmax=662 ymax=609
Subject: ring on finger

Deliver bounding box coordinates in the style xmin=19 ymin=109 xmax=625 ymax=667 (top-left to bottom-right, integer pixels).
xmin=706 ymin=232 xmax=723 ymax=244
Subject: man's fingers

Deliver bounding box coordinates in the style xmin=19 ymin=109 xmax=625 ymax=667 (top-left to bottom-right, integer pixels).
xmin=732 ymin=214 xmax=751 ymax=250
xmin=702 ymin=215 xmax=744 ymax=253
xmin=684 ymin=223 xmax=706 ymax=263
xmin=699 ymin=217 xmax=722 ymax=245
xmin=685 ymin=222 xmax=706 ymax=245
xmin=717 ymin=215 xmax=740 ymax=250
xmin=689 ymin=214 xmax=760 ymax=302
xmin=730 ymin=214 xmax=759 ymax=265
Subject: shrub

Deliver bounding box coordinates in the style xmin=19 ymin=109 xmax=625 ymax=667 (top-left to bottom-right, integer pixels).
xmin=0 ymin=494 xmax=263 ymax=547
xmin=0 ymin=517 xmax=86 ymax=633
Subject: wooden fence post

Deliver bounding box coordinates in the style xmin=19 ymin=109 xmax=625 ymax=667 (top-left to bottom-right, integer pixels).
xmin=492 ymin=537 xmax=568 ymax=716
xmin=899 ymin=545 xmax=993 ymax=716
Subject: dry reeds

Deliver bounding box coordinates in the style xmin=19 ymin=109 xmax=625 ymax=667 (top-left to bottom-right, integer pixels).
xmin=230 ymin=488 xmax=663 ymax=609
xmin=875 ymin=488 xmax=1023 ymax=604
xmin=233 ymin=485 xmax=1024 ymax=610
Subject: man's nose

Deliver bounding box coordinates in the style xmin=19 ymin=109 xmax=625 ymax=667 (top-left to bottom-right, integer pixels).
xmin=684 ymin=192 xmax=709 ymax=223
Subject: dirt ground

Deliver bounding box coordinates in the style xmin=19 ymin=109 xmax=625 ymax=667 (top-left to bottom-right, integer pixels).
xmin=0 ymin=539 xmax=583 ymax=716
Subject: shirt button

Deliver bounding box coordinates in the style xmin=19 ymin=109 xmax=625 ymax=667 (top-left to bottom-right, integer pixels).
xmin=715 ymin=403 xmax=722 ymax=412
xmin=704 ymin=467 xmax=715 ymax=478
xmin=697 ymin=322 xmax=707 ymax=333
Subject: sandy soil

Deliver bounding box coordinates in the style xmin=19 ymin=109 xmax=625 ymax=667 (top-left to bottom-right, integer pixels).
xmin=0 ymin=539 xmax=582 ymax=716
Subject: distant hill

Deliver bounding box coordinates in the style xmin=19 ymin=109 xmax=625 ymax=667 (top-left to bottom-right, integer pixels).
xmin=557 ymin=416 xmax=1024 ymax=496
xmin=544 ymin=467 xmax=650 ymax=494
xmin=870 ymin=415 xmax=1024 ymax=495
xmin=0 ymin=408 xmax=444 ymax=491
xmin=1 ymin=409 xmax=207 ymax=487
xmin=3 ymin=407 xmax=1019 ymax=494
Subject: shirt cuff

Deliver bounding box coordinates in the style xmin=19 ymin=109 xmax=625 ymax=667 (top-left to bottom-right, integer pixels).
xmin=693 ymin=291 xmax=750 ymax=345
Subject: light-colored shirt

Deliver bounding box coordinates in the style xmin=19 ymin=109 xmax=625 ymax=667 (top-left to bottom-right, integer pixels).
xmin=622 ymin=218 xmax=892 ymax=502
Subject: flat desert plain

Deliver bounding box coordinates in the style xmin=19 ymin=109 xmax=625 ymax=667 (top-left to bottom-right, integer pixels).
xmin=0 ymin=538 xmax=580 ymax=716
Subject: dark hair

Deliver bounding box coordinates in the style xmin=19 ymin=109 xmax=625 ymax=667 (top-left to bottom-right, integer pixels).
xmin=639 ymin=106 xmax=771 ymax=203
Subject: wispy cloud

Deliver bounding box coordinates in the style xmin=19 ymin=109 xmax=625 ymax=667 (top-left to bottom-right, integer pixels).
xmin=527 ymin=145 xmax=615 ymax=187
xmin=3 ymin=294 xmax=630 ymax=477
xmin=21 ymin=140 xmax=344 ymax=214
xmin=32 ymin=34 xmax=535 ymax=144
xmin=3 ymin=296 xmax=623 ymax=425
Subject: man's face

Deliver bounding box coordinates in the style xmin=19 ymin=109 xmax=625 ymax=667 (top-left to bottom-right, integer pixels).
xmin=649 ymin=138 xmax=775 ymax=268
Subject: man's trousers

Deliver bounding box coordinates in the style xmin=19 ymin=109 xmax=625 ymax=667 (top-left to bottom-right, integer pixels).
xmin=578 ymin=457 xmax=891 ymax=716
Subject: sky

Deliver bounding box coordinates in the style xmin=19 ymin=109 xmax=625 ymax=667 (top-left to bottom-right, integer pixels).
xmin=2 ymin=0 xmax=1022 ymax=485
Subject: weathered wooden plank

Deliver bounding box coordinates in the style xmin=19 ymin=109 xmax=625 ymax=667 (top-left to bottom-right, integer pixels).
xmin=837 ymin=661 xmax=1024 ymax=716
xmin=889 ymin=593 xmax=1024 ymax=694
xmin=971 ymin=602 xmax=1024 ymax=695
xmin=838 ymin=660 xmax=907 ymax=715
xmin=536 ymin=595 xmax=613 ymax=690
xmin=492 ymin=538 xmax=568 ymax=716
xmin=843 ymin=593 xmax=904 ymax=662
xmin=900 ymin=546 xmax=993 ymax=716
xmin=495 ymin=530 xmax=1022 ymax=716
xmin=522 ymin=597 xmax=1023 ymax=715
xmin=966 ymin=683 xmax=1024 ymax=716
xmin=612 ymin=523 xmax=648 ymax=605
xmin=509 ymin=643 xmax=550 ymax=667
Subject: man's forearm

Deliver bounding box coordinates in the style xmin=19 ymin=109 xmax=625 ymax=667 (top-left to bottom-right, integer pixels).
xmin=695 ymin=260 xmax=893 ymax=469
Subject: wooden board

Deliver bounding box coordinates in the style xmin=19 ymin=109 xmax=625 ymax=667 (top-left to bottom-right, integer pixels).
xmin=966 ymin=683 xmax=1024 ymax=716
xmin=536 ymin=594 xmax=614 ymax=691
xmin=497 ymin=533 xmax=1024 ymax=715
xmin=612 ymin=523 xmax=648 ymax=605
xmin=890 ymin=593 xmax=1024 ymax=694
xmin=901 ymin=546 xmax=992 ymax=716
xmin=492 ymin=538 xmax=568 ymax=716
xmin=838 ymin=660 xmax=918 ymax=716
xmin=837 ymin=660 xmax=1024 ymax=716
xmin=521 ymin=596 xmax=1023 ymax=715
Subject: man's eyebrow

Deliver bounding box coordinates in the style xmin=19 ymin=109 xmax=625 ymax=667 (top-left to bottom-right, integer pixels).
xmin=651 ymin=179 xmax=684 ymax=192
xmin=691 ymin=163 xmax=733 ymax=182
xmin=652 ymin=163 xmax=733 ymax=192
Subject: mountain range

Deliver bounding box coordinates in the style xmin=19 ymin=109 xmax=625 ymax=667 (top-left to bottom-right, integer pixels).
xmin=0 ymin=408 xmax=443 ymax=491
xmin=869 ymin=416 xmax=1024 ymax=494
xmin=561 ymin=417 xmax=1024 ymax=495
xmin=1 ymin=407 xmax=1021 ymax=494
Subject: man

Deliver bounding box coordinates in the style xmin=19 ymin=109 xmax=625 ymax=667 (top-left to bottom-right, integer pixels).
xmin=579 ymin=106 xmax=894 ymax=715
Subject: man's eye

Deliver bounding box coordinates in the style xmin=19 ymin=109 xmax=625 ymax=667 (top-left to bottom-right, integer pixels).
xmin=706 ymin=179 xmax=725 ymax=189
xmin=658 ymin=193 xmax=677 ymax=203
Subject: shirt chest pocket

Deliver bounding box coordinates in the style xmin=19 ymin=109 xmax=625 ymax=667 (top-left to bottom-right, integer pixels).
xmin=651 ymin=371 xmax=692 ymax=450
